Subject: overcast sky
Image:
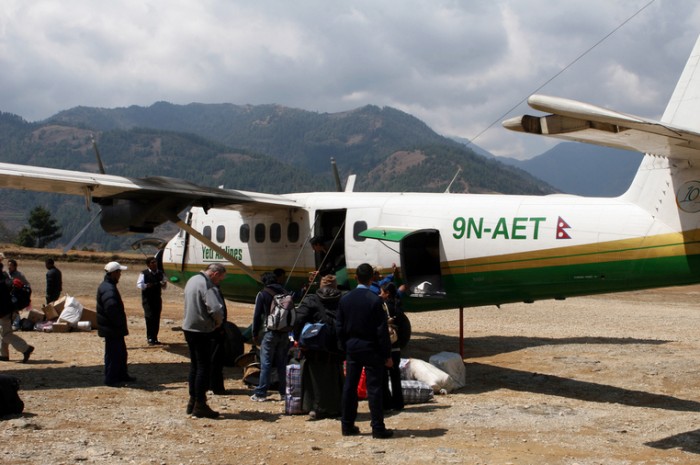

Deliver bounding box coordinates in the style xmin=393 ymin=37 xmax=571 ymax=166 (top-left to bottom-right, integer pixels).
xmin=1 ymin=0 xmax=699 ymax=160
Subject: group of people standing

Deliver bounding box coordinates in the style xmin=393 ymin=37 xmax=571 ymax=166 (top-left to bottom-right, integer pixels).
xmin=0 ymin=254 xmax=63 ymax=363
xmin=250 ymin=262 xmax=404 ymax=439
xmin=174 ymin=259 xmax=405 ymax=439
xmin=5 ymin=252 xmax=404 ymax=438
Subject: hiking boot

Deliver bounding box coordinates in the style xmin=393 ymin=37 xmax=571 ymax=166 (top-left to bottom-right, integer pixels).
xmin=186 ymin=398 xmax=195 ymax=415
xmin=342 ymin=425 xmax=360 ymax=436
xmin=372 ymin=428 xmax=394 ymax=439
xmin=22 ymin=345 xmax=34 ymax=363
xmin=192 ymin=401 xmax=219 ymax=419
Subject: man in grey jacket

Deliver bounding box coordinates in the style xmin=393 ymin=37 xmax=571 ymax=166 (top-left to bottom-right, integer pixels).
xmin=183 ymin=263 xmax=227 ymax=418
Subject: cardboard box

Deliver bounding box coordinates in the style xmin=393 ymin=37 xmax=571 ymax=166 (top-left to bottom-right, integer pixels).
xmin=27 ymin=308 xmax=46 ymax=323
xmin=80 ymin=308 xmax=98 ymax=328
xmin=51 ymin=322 xmax=71 ymax=333
xmin=42 ymin=304 xmax=59 ymax=321
xmin=50 ymin=296 xmax=67 ymax=315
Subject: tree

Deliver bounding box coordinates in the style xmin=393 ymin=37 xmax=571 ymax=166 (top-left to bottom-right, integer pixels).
xmin=16 ymin=206 xmax=62 ymax=248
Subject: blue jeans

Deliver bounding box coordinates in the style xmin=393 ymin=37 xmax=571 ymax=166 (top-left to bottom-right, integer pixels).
xmin=254 ymin=330 xmax=289 ymax=397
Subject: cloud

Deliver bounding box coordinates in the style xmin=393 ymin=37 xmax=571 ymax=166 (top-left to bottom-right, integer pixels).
xmin=1 ymin=0 xmax=699 ymax=159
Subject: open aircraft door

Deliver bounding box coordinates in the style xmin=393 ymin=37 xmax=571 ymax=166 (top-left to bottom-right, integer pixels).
xmin=359 ymin=228 xmax=445 ymax=297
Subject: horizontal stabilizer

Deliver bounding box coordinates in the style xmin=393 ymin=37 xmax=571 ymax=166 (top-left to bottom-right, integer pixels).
xmin=503 ymin=95 xmax=700 ymax=160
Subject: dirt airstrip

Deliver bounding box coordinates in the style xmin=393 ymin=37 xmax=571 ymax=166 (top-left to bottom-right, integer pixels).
xmin=2 ymin=257 xmax=700 ymax=464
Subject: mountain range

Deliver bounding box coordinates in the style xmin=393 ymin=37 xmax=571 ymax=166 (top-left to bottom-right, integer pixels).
xmin=0 ymin=102 xmax=643 ymax=250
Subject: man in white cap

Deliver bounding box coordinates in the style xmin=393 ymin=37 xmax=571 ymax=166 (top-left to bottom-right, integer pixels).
xmin=96 ymin=261 xmax=134 ymax=387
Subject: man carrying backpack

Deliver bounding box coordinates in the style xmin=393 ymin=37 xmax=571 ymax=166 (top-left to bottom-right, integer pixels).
xmin=251 ymin=272 xmax=291 ymax=402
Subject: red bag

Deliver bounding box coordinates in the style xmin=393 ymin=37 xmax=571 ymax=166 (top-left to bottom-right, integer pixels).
xmin=343 ymin=362 xmax=368 ymax=400
xmin=357 ymin=368 xmax=367 ymax=400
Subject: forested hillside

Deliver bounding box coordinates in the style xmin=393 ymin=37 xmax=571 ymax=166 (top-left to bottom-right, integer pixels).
xmin=0 ymin=103 xmax=555 ymax=251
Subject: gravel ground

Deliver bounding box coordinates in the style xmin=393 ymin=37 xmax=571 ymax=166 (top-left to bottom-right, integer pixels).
xmin=2 ymin=259 xmax=700 ymax=464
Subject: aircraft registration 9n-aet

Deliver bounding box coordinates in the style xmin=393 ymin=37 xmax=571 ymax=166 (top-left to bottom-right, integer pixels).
xmin=3 ymin=35 xmax=700 ymax=314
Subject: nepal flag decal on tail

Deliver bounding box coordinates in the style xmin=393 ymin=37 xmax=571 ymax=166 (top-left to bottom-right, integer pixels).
xmin=556 ymin=217 xmax=572 ymax=239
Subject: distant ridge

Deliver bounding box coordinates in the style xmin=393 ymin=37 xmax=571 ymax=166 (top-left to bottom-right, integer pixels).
xmin=496 ymin=143 xmax=643 ymax=197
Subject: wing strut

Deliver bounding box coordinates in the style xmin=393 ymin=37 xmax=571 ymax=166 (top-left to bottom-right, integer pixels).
xmin=168 ymin=214 xmax=262 ymax=284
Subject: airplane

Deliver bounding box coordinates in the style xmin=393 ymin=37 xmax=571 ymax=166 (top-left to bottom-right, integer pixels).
xmin=2 ymin=34 xmax=700 ymax=321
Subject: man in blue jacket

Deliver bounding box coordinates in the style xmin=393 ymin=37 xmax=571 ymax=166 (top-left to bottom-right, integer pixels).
xmin=335 ymin=263 xmax=394 ymax=439
xmin=96 ymin=261 xmax=133 ymax=387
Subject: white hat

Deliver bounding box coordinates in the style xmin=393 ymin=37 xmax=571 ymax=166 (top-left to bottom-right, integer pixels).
xmin=104 ymin=261 xmax=127 ymax=273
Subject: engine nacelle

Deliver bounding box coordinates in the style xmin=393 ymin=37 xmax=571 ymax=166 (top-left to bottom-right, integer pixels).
xmin=99 ymin=200 xmax=167 ymax=234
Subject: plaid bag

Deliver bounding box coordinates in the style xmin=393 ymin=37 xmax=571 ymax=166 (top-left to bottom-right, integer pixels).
xmin=285 ymin=363 xmax=304 ymax=415
xmin=401 ymin=379 xmax=434 ymax=404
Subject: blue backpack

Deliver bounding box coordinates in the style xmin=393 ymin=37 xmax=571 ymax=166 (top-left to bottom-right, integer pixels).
xmin=299 ymin=322 xmax=331 ymax=351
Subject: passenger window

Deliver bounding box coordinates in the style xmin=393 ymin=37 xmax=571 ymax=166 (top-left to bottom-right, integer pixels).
xmin=216 ymin=225 xmax=226 ymax=243
xmin=270 ymin=223 xmax=281 ymax=243
xmin=239 ymin=224 xmax=250 ymax=243
xmin=203 ymin=226 xmax=212 ymax=240
xmin=353 ymin=221 xmax=368 ymax=242
xmin=255 ymin=223 xmax=266 ymax=243
xmin=287 ymin=222 xmax=299 ymax=243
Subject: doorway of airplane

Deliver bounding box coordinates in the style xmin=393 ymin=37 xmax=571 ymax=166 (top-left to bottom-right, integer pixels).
xmin=313 ymin=209 xmax=348 ymax=286
xmin=401 ymin=229 xmax=445 ymax=297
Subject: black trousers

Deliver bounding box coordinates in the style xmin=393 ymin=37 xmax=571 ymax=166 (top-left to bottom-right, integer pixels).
xmin=184 ymin=330 xmax=213 ymax=401
xmin=104 ymin=336 xmax=128 ymax=385
xmin=342 ymin=350 xmax=385 ymax=432
xmin=210 ymin=328 xmax=226 ymax=392
xmin=143 ymin=298 xmax=162 ymax=342
xmin=383 ymin=350 xmax=404 ymax=410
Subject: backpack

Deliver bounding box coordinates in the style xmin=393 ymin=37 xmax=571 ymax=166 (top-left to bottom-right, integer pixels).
xmin=299 ymin=322 xmax=330 ymax=351
xmin=0 ymin=374 xmax=24 ymax=416
xmin=10 ymin=283 xmax=31 ymax=311
xmin=264 ymin=288 xmax=296 ymax=332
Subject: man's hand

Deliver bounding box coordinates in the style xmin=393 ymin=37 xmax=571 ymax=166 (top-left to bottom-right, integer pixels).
xmin=385 ymin=357 xmax=393 ymax=368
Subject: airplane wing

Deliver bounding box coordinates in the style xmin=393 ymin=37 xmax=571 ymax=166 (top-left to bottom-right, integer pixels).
xmin=0 ymin=162 xmax=297 ymax=209
xmin=502 ymin=95 xmax=700 ymax=160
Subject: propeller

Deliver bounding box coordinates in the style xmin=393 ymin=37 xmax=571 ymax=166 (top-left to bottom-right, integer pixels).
xmin=61 ymin=136 xmax=106 ymax=252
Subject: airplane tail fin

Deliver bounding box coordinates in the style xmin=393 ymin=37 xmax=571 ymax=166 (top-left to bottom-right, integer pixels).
xmin=623 ymin=36 xmax=700 ymax=227
xmin=661 ymin=35 xmax=700 ymax=127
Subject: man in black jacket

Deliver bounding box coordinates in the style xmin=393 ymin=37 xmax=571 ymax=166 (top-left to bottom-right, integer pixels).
xmin=45 ymin=258 xmax=62 ymax=304
xmin=335 ymin=263 xmax=394 ymax=439
xmin=97 ymin=261 xmax=134 ymax=387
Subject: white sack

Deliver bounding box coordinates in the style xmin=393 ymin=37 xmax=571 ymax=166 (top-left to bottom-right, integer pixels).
xmin=407 ymin=358 xmax=458 ymax=393
xmin=57 ymin=295 xmax=83 ymax=327
xmin=429 ymin=351 xmax=466 ymax=389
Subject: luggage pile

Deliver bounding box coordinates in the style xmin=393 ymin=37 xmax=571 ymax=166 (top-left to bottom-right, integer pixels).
xmin=14 ymin=296 xmax=98 ymax=333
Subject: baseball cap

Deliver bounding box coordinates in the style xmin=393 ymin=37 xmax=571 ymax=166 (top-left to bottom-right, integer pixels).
xmin=105 ymin=261 xmax=127 ymax=273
